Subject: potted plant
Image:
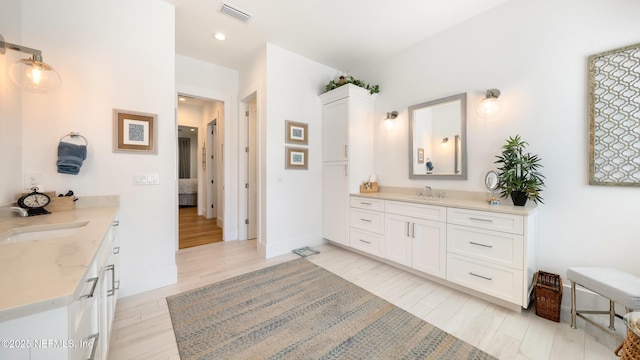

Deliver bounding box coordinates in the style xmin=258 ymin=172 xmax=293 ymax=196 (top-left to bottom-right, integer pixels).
xmin=494 ymin=135 xmax=545 ymax=206
xmin=324 ymin=75 xmax=380 ymax=95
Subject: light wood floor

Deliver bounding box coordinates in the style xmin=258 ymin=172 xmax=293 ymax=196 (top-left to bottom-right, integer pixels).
xmin=108 ymin=241 xmax=623 ymax=359
xmin=178 ymin=207 xmax=222 ymax=249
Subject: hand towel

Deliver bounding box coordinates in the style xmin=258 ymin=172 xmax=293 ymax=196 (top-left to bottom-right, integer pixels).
xmin=57 ymin=142 xmax=87 ymax=175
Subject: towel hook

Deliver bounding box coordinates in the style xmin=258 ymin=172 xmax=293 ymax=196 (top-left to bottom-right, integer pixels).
xmin=59 ymin=132 xmax=88 ymax=146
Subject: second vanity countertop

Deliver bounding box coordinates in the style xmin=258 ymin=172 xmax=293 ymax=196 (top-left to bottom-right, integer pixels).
xmin=0 ymin=203 xmax=118 ymax=322
xmin=351 ymin=190 xmax=538 ymax=216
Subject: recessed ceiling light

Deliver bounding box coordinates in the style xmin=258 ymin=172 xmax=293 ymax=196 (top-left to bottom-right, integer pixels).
xmin=178 ymin=97 xmax=186 ymax=102
xmin=214 ymin=33 xmax=226 ymax=41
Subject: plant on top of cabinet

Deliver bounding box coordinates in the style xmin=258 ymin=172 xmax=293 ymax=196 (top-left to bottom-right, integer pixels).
xmin=494 ymin=134 xmax=545 ymax=206
xmin=324 ymin=75 xmax=380 ymax=94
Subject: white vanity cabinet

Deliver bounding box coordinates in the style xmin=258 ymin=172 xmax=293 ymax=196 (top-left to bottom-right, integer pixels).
xmin=0 ymin=217 xmax=120 ymax=360
xmin=384 ymin=201 xmax=447 ymax=278
xmin=344 ymin=194 xmax=538 ymax=310
xmin=320 ymin=85 xmax=376 ymax=245
xmin=446 ymin=208 xmax=534 ymax=307
xmin=349 ymin=197 xmax=385 ymax=256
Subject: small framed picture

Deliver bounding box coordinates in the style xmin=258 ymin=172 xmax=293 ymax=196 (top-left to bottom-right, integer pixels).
xmin=113 ymin=109 xmax=158 ymax=154
xmin=285 ymin=147 xmax=308 ymax=170
xmin=285 ymin=120 xmax=308 ymax=145
xmin=417 ymin=148 xmax=425 ymax=163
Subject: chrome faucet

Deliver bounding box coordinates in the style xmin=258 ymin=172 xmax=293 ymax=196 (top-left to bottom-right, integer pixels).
xmin=424 ymin=186 xmax=432 ymax=198
xmin=0 ymin=206 xmax=28 ymax=217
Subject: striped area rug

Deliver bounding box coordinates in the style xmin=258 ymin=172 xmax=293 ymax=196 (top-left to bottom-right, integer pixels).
xmin=166 ymin=259 xmax=496 ymax=360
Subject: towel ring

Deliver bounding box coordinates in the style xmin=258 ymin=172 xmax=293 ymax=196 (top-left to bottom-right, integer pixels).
xmin=59 ymin=132 xmax=88 ymax=146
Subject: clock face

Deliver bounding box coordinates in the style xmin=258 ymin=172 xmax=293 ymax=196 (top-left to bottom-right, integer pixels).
xmin=21 ymin=193 xmax=50 ymax=208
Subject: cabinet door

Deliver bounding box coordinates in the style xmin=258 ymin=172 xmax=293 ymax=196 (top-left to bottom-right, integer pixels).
xmin=412 ymin=218 xmax=447 ymax=278
xmin=384 ymin=214 xmax=412 ymax=266
xmin=323 ymin=162 xmax=349 ymax=245
xmin=323 ymin=99 xmax=348 ymax=162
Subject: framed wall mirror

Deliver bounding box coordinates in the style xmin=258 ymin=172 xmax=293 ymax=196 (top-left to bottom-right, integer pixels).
xmin=409 ymin=93 xmax=467 ymax=179
xmin=589 ymin=43 xmax=640 ymax=186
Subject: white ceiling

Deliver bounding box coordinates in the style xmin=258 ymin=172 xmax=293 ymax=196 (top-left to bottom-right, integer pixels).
xmin=172 ymin=0 xmax=512 ymax=71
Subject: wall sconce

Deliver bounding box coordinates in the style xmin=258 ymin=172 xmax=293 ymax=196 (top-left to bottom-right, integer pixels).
xmin=477 ymin=89 xmax=501 ymax=118
xmin=0 ymin=33 xmax=61 ymax=93
xmin=384 ymin=111 xmax=398 ymax=127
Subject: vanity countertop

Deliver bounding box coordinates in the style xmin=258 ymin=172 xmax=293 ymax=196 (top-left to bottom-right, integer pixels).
xmin=351 ymin=191 xmax=538 ymax=215
xmin=0 ymin=203 xmax=118 ymax=322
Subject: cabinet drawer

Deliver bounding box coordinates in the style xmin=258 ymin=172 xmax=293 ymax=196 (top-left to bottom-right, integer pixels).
xmin=350 ymin=196 xmax=384 ymax=211
xmin=447 ymin=254 xmax=523 ymax=305
xmin=350 ymin=208 xmax=384 ymax=234
xmin=447 ymin=224 xmax=524 ymax=269
xmin=385 ymin=201 xmax=446 ymax=222
xmin=447 ymin=208 xmax=523 ymax=235
xmin=350 ymin=228 xmax=383 ymax=257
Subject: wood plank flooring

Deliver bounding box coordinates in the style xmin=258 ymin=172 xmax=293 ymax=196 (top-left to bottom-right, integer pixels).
xmin=108 ymin=241 xmax=623 ymax=359
xmin=178 ymin=207 xmax=222 ymax=249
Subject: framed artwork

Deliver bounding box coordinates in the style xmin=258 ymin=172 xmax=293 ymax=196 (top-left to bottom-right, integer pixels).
xmin=285 ymin=120 xmax=308 ymax=145
xmin=417 ymin=148 xmax=424 ymax=163
xmin=285 ymin=147 xmax=308 ymax=170
xmin=588 ymin=42 xmax=640 ymax=186
xmin=113 ymin=109 xmax=158 ymax=154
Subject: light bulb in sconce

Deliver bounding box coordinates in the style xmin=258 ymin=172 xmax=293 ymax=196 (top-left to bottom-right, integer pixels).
xmin=1 ymin=34 xmax=61 ymax=93
xmin=477 ymin=89 xmax=501 ymax=118
xmin=384 ymin=111 xmax=398 ymax=128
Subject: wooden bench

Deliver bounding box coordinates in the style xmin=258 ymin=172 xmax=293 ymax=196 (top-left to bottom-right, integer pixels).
xmin=568 ymin=267 xmax=640 ymax=339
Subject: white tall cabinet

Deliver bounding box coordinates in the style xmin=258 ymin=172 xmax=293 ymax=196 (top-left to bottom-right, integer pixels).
xmin=320 ymin=85 xmax=376 ymax=246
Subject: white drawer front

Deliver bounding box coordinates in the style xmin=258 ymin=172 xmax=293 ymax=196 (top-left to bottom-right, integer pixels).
xmin=350 ymin=228 xmax=383 ymax=257
xmin=447 ymin=208 xmax=523 ymax=235
xmin=385 ymin=201 xmax=446 ymax=222
xmin=447 ymin=224 xmax=524 ymax=269
xmin=350 ymin=208 xmax=384 ymax=234
xmin=350 ymin=196 xmax=384 ymax=211
xmin=447 ymin=254 xmax=523 ymax=305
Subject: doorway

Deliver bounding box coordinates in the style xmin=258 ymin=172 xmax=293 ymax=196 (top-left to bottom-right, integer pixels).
xmin=177 ymin=94 xmax=224 ymax=249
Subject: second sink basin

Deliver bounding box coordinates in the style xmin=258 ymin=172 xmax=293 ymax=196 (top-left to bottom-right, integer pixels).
xmin=0 ymin=221 xmax=89 ymax=244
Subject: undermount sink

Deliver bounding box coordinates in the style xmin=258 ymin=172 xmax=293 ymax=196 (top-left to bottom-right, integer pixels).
xmin=407 ymin=195 xmax=442 ymax=202
xmin=0 ymin=221 xmax=89 ymax=244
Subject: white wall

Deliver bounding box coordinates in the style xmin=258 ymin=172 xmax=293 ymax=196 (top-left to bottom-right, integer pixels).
xmin=176 ymin=54 xmax=239 ymax=239
xmin=19 ymin=0 xmax=177 ymax=297
xmin=357 ymin=0 xmax=640 ymax=280
xmin=0 ymin=0 xmax=23 ymax=205
xmin=260 ymin=44 xmax=337 ymax=257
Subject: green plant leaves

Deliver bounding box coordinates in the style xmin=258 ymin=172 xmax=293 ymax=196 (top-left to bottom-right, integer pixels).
xmin=324 ymin=75 xmax=380 ymax=95
xmin=494 ymin=135 xmax=545 ymax=204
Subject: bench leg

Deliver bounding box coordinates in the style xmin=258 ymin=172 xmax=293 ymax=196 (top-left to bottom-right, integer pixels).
xmin=571 ymin=280 xmax=577 ymax=329
xmin=609 ymin=300 xmax=616 ymax=330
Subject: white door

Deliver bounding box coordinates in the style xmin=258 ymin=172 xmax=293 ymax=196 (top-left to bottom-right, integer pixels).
xmin=247 ymin=102 xmax=257 ymax=240
xmin=322 ymin=162 xmax=349 ymax=245
xmin=384 ymin=214 xmax=412 ymax=267
xmin=207 ymin=120 xmax=217 ymax=219
xmin=412 ymin=218 xmax=447 ymax=278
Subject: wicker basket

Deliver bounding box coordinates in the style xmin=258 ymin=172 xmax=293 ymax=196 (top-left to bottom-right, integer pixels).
xmin=534 ymin=271 xmax=563 ymax=322
xmin=616 ymin=330 xmax=640 ymax=359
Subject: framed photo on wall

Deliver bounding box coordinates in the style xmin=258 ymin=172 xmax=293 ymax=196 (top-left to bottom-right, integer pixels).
xmin=113 ymin=109 xmax=158 ymax=154
xmin=285 ymin=120 xmax=308 ymax=145
xmin=285 ymin=147 xmax=308 ymax=170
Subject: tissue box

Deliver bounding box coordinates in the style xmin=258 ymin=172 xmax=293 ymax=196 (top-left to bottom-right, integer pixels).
xmin=359 ymin=182 xmax=378 ymax=193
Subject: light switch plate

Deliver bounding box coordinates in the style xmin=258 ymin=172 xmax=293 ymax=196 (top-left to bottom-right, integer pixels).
xmin=133 ymin=173 xmax=160 ymax=185
xmin=23 ymin=172 xmax=43 ymax=191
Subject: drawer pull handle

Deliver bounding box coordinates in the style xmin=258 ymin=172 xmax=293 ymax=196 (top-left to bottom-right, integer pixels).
xmin=360 ymin=202 xmax=372 ymax=206
xmin=359 ymin=239 xmax=372 ymax=244
xmin=469 ymin=217 xmax=493 ymax=223
xmin=469 ymin=272 xmax=492 ymax=281
xmin=469 ymin=241 xmax=493 ymax=248
xmin=112 ymin=220 xmax=120 ymax=226
xmin=360 ymin=218 xmax=372 ymax=222
xmin=113 ymin=246 xmax=120 ymax=254
xmin=80 ymin=277 xmax=99 ymax=299
xmin=411 ymin=222 xmax=415 ymax=238
xmin=406 ymin=222 xmax=410 ymax=237
xmin=87 ymin=332 xmax=100 ymax=360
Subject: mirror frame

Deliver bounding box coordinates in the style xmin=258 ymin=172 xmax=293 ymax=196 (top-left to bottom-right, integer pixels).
xmin=408 ymin=93 xmax=467 ymax=180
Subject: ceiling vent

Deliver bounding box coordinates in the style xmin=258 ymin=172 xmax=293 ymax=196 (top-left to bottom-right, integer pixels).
xmin=219 ymin=3 xmax=251 ymax=23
